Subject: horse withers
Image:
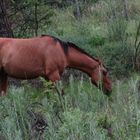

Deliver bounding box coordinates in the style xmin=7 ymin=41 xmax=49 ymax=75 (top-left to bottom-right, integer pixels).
xmin=0 ymin=35 xmax=112 ymax=96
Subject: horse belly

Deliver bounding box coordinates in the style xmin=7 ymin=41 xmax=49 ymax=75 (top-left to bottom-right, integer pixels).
xmin=2 ymin=52 xmax=45 ymax=79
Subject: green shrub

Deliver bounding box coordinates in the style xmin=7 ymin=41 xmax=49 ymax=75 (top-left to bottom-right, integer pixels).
xmin=88 ymin=35 xmax=105 ymax=46
xmin=107 ymin=18 xmax=128 ymax=42
xmin=95 ymin=42 xmax=133 ymax=78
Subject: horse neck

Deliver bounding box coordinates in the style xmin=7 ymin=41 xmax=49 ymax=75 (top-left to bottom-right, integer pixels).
xmin=66 ymin=47 xmax=99 ymax=76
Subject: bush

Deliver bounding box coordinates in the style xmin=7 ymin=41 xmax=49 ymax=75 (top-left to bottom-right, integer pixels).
xmin=88 ymin=35 xmax=105 ymax=46
xmin=96 ymin=42 xmax=133 ymax=78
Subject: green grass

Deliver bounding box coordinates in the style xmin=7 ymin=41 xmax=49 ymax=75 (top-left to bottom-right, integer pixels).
xmin=2 ymin=1 xmax=139 ymax=139
xmin=0 ymin=76 xmax=140 ymax=140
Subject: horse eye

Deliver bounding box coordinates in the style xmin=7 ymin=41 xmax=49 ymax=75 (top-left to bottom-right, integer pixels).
xmin=103 ymin=70 xmax=108 ymax=75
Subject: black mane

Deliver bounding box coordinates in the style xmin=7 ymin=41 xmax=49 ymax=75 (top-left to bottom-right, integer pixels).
xmin=41 ymin=34 xmax=69 ymax=54
xmin=66 ymin=42 xmax=99 ymax=62
xmin=41 ymin=34 xmax=100 ymax=62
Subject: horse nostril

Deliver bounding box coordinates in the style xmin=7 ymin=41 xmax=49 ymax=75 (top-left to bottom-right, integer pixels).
xmin=103 ymin=88 xmax=112 ymax=97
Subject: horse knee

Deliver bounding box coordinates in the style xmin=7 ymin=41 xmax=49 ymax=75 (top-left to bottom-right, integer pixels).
xmin=47 ymin=71 xmax=60 ymax=82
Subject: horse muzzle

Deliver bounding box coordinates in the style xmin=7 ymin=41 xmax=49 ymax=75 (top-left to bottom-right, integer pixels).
xmin=103 ymin=88 xmax=112 ymax=97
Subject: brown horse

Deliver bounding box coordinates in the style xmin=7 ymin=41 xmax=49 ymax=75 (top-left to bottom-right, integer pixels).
xmin=0 ymin=35 xmax=112 ymax=96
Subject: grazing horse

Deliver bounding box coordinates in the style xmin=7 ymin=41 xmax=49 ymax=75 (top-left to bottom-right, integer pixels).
xmin=0 ymin=35 xmax=112 ymax=96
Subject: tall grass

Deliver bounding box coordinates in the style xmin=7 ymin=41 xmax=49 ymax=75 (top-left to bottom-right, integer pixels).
xmin=0 ymin=76 xmax=140 ymax=140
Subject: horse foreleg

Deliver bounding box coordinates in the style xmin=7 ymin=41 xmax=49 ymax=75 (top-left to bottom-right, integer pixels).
xmin=46 ymin=70 xmax=60 ymax=82
xmin=0 ymin=75 xmax=8 ymax=96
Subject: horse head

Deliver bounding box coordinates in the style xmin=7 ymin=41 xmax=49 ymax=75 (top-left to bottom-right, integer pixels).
xmin=91 ymin=61 xmax=112 ymax=96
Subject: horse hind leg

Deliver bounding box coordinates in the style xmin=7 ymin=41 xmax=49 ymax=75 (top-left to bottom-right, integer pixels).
xmin=0 ymin=72 xmax=8 ymax=96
